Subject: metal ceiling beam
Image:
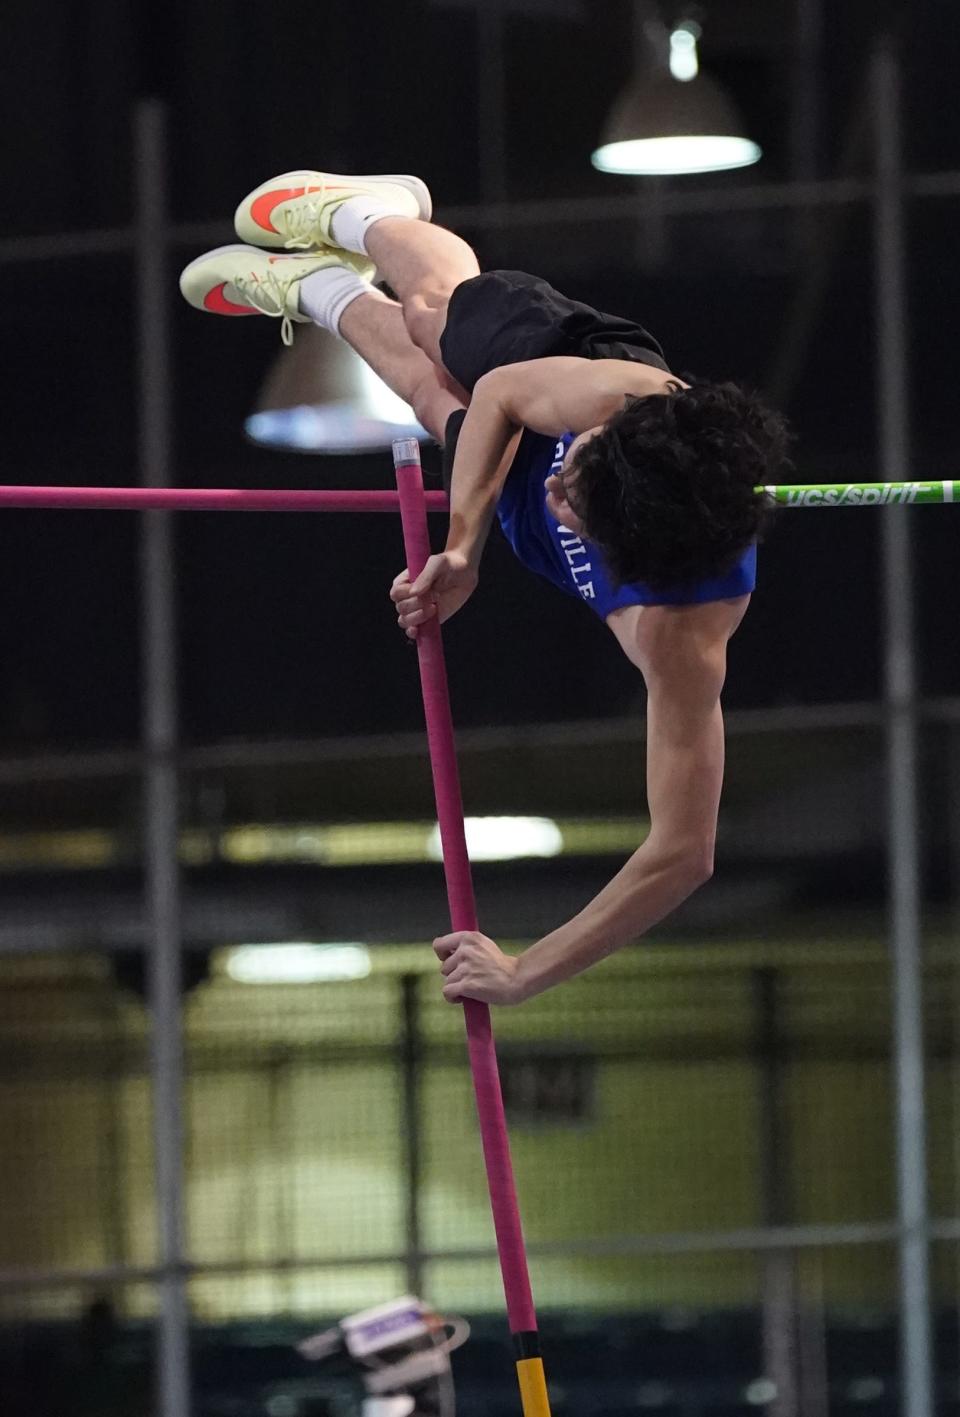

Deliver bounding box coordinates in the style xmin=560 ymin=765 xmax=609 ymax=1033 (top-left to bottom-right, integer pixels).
xmin=5 ymin=170 xmax=960 ymax=266
xmin=428 ymin=0 xmax=585 ymax=16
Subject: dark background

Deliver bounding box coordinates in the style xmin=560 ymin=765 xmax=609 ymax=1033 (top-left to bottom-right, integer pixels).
xmin=0 ymin=0 xmax=958 ymax=750
xmin=1 ymin=16 xmax=959 ymax=1414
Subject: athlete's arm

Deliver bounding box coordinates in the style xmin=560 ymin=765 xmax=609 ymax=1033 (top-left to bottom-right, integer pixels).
xmin=389 ymin=370 xmax=525 ymax=635
xmin=391 ymin=358 xmax=678 ymax=635
xmin=434 ymin=602 xmax=746 ymax=1003
xmin=444 ymin=357 xmax=676 ymax=564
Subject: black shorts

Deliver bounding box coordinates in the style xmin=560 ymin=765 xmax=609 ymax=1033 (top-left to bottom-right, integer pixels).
xmin=438 ymin=268 xmax=669 ymax=393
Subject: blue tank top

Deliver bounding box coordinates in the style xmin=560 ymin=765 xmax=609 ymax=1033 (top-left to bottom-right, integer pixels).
xmin=496 ymin=430 xmax=756 ymax=619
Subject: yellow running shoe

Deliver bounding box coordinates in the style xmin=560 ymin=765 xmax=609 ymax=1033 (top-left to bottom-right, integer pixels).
xmin=178 ymin=244 xmax=374 ymax=345
xmin=234 ymin=169 xmax=432 ymax=250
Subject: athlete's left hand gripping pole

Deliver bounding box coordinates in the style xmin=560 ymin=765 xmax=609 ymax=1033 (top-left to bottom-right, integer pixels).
xmin=392 ymin=438 xmax=551 ymax=1417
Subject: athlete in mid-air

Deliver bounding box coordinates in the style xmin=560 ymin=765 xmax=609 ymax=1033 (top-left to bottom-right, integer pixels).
xmin=181 ymin=169 xmax=790 ymax=1009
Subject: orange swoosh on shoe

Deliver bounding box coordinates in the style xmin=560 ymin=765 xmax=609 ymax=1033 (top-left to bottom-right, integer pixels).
xmin=249 ymin=184 xmax=355 ymax=233
xmin=203 ymin=283 xmax=259 ymax=316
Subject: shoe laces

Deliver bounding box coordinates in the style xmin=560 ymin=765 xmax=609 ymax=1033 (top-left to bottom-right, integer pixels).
xmin=274 ymin=179 xmax=336 ymax=251
xmin=231 ymin=269 xmax=300 ymax=345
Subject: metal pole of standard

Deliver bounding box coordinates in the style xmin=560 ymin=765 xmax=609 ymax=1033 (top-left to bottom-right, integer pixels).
xmin=754 ymin=969 xmax=800 ymax=1417
xmin=400 ymin=974 xmax=424 ymax=1298
xmin=392 ymin=439 xmax=551 ymax=1417
xmin=789 ymin=0 xmax=823 ymax=261
xmin=871 ymin=39 xmax=935 ymax=1417
xmin=476 ymin=0 xmax=507 ymax=208
xmin=135 ymin=99 xmax=191 ymax=1417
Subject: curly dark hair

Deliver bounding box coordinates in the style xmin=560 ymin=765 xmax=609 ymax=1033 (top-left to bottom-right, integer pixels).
xmin=571 ymin=380 xmax=790 ymax=591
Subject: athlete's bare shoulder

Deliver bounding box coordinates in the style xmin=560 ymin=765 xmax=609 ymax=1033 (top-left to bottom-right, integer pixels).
xmin=588 ymin=358 xmax=683 ymax=399
xmin=482 ymin=356 xmax=679 ymax=437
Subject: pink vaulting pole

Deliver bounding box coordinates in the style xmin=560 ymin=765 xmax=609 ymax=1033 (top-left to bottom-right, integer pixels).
xmin=392 ymin=439 xmax=539 ymax=1340
xmin=0 ymin=487 xmax=449 ymax=513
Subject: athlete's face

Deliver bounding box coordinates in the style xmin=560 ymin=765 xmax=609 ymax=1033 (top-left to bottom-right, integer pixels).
xmin=544 ymin=426 xmax=600 ymax=533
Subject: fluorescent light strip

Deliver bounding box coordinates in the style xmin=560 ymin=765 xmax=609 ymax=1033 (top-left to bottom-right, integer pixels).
xmin=0 ymin=817 xmax=649 ymax=873
xmin=225 ymin=943 xmax=372 ymax=984
xmin=427 ymin=816 xmax=563 ymax=862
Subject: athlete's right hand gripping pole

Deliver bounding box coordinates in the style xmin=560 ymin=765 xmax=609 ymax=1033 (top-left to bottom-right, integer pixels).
xmin=392 ymin=439 xmax=551 ymax=1417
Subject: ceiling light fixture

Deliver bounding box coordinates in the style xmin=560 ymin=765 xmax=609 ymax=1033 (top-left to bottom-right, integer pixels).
xmin=592 ymin=7 xmax=762 ymax=177
xmin=245 ymin=325 xmax=427 ymax=455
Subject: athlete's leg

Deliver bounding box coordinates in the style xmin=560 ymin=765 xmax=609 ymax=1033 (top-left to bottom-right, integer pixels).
xmin=362 ymin=219 xmax=480 ymax=367
xmin=178 ymin=237 xmax=467 ymax=438
xmin=337 ymin=287 xmax=468 ymax=441
xmin=234 ymin=172 xmax=483 ymax=367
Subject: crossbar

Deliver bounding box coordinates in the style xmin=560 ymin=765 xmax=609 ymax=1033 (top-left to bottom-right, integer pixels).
xmin=0 ymin=487 xmax=449 ymax=512
xmin=0 ymin=481 xmax=955 ymax=513
xmin=764 ymin=479 xmax=956 ymax=506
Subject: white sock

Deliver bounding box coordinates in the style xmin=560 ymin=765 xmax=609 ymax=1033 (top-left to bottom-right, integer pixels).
xmin=330 ymin=196 xmax=413 ymax=255
xmin=298 ymin=265 xmax=371 ymax=338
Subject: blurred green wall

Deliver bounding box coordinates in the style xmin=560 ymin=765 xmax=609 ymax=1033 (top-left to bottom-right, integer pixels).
xmin=0 ymin=938 xmax=956 ymax=1321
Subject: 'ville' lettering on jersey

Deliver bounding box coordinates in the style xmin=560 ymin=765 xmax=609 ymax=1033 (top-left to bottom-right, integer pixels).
xmin=549 ymin=440 xmax=596 ymax=601
xmin=494 ymin=427 xmax=758 ymax=619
